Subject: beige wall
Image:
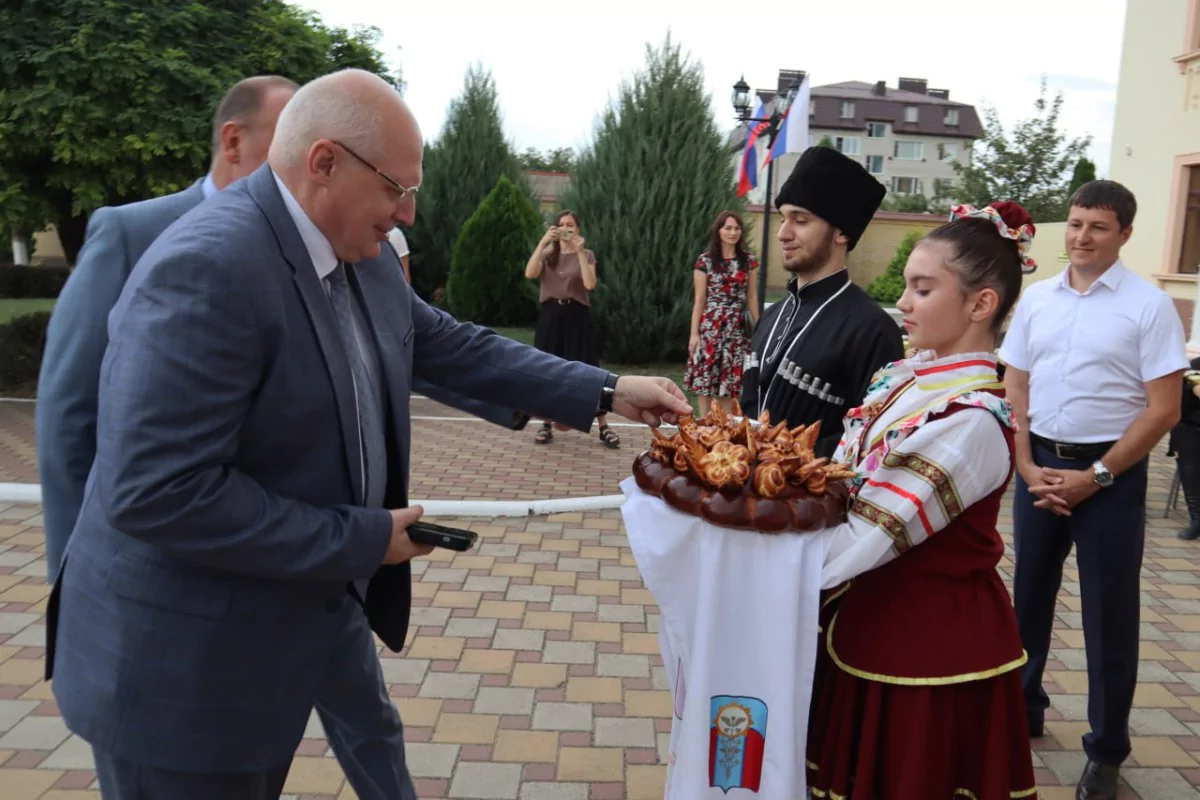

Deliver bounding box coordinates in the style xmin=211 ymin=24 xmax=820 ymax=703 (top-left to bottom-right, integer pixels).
xmin=30 ymin=229 xmax=67 ymax=266
xmin=742 ymin=208 xmax=942 ymax=292
xmin=1021 ymin=222 xmax=1070 ymax=290
xmin=1107 ymin=0 xmax=1200 ymax=331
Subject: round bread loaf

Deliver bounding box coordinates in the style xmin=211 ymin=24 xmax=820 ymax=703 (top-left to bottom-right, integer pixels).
xmin=632 ymin=450 xmax=849 ymax=533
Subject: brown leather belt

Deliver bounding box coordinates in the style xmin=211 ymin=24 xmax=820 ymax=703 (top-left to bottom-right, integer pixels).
xmin=1030 ymin=433 xmax=1115 ymax=462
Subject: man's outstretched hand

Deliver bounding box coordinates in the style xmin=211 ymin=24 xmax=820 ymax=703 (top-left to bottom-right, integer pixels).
xmin=612 ymin=376 xmax=692 ymax=427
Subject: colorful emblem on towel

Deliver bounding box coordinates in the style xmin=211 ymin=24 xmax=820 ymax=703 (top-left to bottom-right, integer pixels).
xmin=709 ymin=695 xmax=767 ymax=793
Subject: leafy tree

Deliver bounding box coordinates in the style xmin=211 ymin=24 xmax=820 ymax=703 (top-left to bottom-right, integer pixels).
xmin=1066 ymin=156 xmax=1097 ymax=199
xmin=816 ymin=135 xmax=835 ymax=148
xmin=445 ymin=175 xmax=541 ymax=326
xmin=406 ymin=64 xmax=525 ymax=301
xmin=868 ymin=229 xmax=924 ymax=304
xmin=941 ymin=78 xmax=1091 ymax=224
xmin=558 ymin=35 xmax=742 ymax=364
xmin=518 ymin=147 xmax=575 ymax=172
xmin=0 ymin=1 xmax=401 ymax=264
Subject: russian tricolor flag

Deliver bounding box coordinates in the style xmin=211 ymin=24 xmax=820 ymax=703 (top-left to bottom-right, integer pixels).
xmin=736 ymin=103 xmax=769 ymax=198
xmin=765 ymin=74 xmax=811 ymax=165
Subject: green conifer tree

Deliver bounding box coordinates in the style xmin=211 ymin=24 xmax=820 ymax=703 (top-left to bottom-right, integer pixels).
xmin=406 ymin=64 xmax=525 ymax=301
xmin=446 ymin=175 xmax=541 ymax=326
xmin=558 ymin=36 xmax=742 ymax=364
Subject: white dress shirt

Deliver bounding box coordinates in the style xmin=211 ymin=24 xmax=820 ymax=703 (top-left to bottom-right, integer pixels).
xmin=272 ymin=172 xmax=338 ymax=281
xmin=998 ymin=261 xmax=1188 ymax=443
xmin=386 ymin=228 xmax=410 ymax=259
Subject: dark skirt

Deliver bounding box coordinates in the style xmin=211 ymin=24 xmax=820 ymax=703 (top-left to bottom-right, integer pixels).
xmin=806 ymin=653 xmax=1038 ymax=799
xmin=534 ymin=299 xmax=598 ymax=366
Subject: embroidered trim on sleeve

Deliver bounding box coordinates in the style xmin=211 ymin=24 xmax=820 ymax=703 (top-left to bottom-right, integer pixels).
xmin=881 ymin=450 xmax=964 ymax=523
xmin=849 ymin=496 xmax=913 ymax=554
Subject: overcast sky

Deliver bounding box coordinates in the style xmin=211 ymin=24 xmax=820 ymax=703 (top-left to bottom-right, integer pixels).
xmin=298 ymin=0 xmax=1126 ymax=174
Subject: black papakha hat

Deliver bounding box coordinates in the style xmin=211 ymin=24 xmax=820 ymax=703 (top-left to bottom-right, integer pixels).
xmin=774 ymin=146 xmax=887 ymax=251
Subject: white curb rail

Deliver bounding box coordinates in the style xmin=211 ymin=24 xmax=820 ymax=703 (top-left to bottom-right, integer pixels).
xmin=0 ymin=482 xmax=627 ymax=517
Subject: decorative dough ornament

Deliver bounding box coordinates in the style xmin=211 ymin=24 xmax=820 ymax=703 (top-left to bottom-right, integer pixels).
xmin=631 ymin=400 xmax=854 ymax=533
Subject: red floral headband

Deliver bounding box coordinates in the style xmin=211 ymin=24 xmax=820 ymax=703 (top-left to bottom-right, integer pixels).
xmin=949 ymin=203 xmax=1038 ymax=274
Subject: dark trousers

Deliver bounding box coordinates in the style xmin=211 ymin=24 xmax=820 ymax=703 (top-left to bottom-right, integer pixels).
xmin=93 ymin=605 xmax=414 ymax=800
xmin=1012 ymin=443 xmax=1147 ymax=766
xmin=315 ymin=604 xmax=416 ymax=800
xmin=95 ymin=751 xmax=291 ymax=800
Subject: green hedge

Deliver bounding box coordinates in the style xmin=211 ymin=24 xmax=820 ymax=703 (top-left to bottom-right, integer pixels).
xmin=867 ymin=229 xmax=924 ymax=304
xmin=0 ymin=311 xmax=51 ymax=392
xmin=0 ymin=264 xmax=71 ymax=298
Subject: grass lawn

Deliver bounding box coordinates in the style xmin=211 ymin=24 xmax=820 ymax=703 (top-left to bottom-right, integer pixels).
xmin=491 ymin=326 xmax=692 ymax=404
xmin=0 ymin=297 xmax=55 ymax=324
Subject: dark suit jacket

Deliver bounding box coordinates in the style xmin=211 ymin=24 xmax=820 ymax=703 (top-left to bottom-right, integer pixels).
xmin=48 ymin=165 xmax=607 ymax=773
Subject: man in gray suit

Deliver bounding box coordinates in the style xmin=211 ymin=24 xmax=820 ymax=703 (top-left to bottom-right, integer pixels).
xmin=46 ymin=68 xmax=689 ymax=799
xmin=38 ymin=74 xmax=298 ymax=581
xmin=37 ymin=73 xmax=528 ymax=800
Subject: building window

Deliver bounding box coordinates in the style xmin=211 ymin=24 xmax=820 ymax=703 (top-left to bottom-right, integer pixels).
xmin=867 ymin=122 xmax=888 ymax=138
xmin=840 ymin=101 xmax=855 ymax=118
xmin=835 ymin=136 xmax=860 ymax=155
xmin=934 ymin=178 xmax=956 ymax=197
xmin=893 ymin=141 xmax=924 ymax=160
xmin=904 ymin=106 xmax=919 ymax=123
xmin=944 ymin=108 xmax=960 ymax=125
xmin=937 ymin=143 xmax=957 ymax=161
xmin=892 ymin=177 xmax=923 ymax=196
xmin=1178 ymin=165 xmax=1200 ymax=275
xmin=809 ymin=100 xmax=815 ymax=116
xmin=864 ymin=155 xmax=884 ymax=174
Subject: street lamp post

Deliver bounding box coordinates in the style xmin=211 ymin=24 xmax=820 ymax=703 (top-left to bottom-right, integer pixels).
xmin=732 ymin=74 xmax=802 ymax=318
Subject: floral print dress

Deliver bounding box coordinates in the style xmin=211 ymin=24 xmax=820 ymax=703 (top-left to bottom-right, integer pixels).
xmin=684 ymin=252 xmax=757 ymax=398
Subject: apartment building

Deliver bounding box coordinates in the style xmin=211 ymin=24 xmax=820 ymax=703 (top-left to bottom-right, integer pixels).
xmin=733 ymin=71 xmax=983 ymax=206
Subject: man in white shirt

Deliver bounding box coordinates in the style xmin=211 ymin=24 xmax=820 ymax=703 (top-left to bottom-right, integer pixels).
xmin=999 ymin=180 xmax=1188 ymax=800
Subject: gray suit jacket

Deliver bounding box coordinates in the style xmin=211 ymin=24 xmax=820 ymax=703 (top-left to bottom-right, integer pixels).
xmin=37 ymin=181 xmax=206 ymax=581
xmin=47 ymin=164 xmax=607 ymax=773
xmin=36 ymin=181 xmax=524 ymax=584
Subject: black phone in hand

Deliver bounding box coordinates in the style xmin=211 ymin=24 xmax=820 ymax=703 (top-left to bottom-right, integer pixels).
xmin=407 ymin=521 xmax=479 ymax=552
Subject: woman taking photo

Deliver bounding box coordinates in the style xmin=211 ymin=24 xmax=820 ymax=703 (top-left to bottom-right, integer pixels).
xmin=684 ymin=211 xmax=759 ymax=417
xmin=524 ymin=210 xmax=619 ymax=448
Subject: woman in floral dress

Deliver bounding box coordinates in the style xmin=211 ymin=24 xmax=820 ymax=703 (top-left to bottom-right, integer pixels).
xmin=684 ymin=211 xmax=759 ymax=417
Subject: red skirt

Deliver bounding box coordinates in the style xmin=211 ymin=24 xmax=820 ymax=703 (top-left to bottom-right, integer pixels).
xmin=806 ymin=656 xmax=1039 ymax=800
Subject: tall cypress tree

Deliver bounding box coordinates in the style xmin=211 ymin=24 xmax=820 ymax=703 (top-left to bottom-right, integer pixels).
xmin=407 ymin=64 xmax=525 ymax=301
xmin=560 ymin=36 xmax=742 ymax=364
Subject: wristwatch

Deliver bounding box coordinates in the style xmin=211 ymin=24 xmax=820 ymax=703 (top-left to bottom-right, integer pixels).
xmin=1091 ymin=460 xmax=1114 ymax=488
xmin=597 ymin=372 xmax=619 ymax=415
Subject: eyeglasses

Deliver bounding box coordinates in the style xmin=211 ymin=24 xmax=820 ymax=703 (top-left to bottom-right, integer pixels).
xmin=332 ymin=140 xmax=420 ymax=203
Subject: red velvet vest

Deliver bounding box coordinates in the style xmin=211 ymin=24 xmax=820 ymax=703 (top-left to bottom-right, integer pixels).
xmin=827 ymin=404 xmax=1026 ymax=684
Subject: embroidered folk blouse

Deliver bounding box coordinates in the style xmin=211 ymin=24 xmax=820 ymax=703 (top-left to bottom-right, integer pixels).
xmin=818 ymin=350 xmax=1014 ymax=590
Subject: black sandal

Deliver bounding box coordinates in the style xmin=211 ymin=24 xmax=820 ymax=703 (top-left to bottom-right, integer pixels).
xmin=598 ymin=424 xmax=620 ymax=449
xmin=535 ymin=424 xmax=553 ymax=444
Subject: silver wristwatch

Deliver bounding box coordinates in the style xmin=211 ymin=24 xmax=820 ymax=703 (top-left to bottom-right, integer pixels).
xmin=1091 ymin=460 xmax=1114 ymax=488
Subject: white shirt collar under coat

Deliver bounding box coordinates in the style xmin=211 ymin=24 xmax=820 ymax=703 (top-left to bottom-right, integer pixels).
xmin=272 ymin=170 xmax=339 ymax=280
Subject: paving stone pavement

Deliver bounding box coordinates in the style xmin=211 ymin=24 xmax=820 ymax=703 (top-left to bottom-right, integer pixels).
xmin=0 ymin=400 xmax=1198 ymax=798
xmin=0 ymin=399 xmax=636 ymax=499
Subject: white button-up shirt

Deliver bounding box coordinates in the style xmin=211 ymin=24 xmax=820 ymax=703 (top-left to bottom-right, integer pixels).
xmin=998 ymin=261 xmax=1188 ymax=443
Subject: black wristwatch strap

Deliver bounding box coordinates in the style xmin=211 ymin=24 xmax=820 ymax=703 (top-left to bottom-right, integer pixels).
xmin=597 ymin=372 xmax=618 ymax=415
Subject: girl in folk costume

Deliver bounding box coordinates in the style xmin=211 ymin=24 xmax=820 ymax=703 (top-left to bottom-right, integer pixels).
xmin=806 ymin=202 xmax=1041 ymax=799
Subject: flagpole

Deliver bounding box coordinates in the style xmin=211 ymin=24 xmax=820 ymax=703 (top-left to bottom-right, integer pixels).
xmin=758 ymin=157 xmax=774 ymax=318
xmin=731 ymin=74 xmax=804 ymax=320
